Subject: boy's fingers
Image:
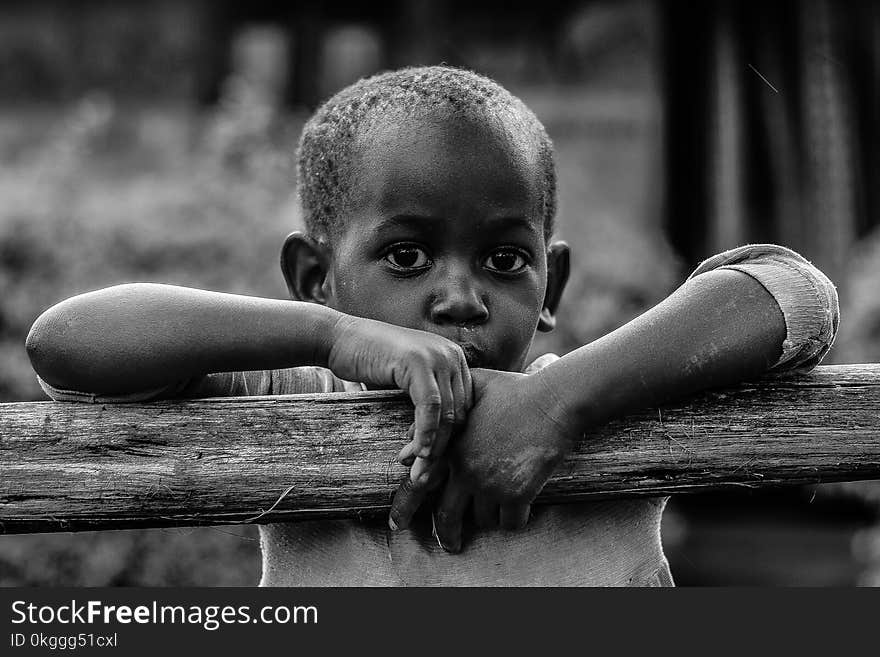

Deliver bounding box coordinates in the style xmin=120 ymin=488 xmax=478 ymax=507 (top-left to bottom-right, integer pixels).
xmin=399 ymin=449 xmax=417 ymax=467
xmin=459 ymin=352 xmax=474 ymax=410
xmin=451 ymin=368 xmax=469 ymax=427
xmin=433 ymin=475 xmax=470 ymax=553
xmin=389 ymin=475 xmax=429 ymax=531
xmin=499 ymin=503 xmax=532 ymax=530
xmin=410 ymin=375 xmax=442 ymax=458
xmin=409 ymin=458 xmax=449 ymax=496
xmin=403 ymin=368 xmax=464 ymax=464
xmin=425 ymin=374 xmax=455 ymax=459
xmin=408 ymin=455 xmax=434 ymax=488
xmin=397 ymin=424 xmax=417 ymax=464
xmin=473 ymin=497 xmax=498 ymax=529
xmin=389 ymin=459 xmax=449 ymax=531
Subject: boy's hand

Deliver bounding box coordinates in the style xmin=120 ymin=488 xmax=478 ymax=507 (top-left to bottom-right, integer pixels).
xmin=392 ymin=364 xmax=579 ymax=552
xmin=327 ymin=314 xmax=472 ymax=476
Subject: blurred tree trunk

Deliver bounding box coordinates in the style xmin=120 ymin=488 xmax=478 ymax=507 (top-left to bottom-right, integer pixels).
xmin=659 ymin=0 xmax=880 ymax=586
xmin=661 ymin=0 xmax=875 ymax=286
xmin=392 ymin=0 xmax=446 ymax=67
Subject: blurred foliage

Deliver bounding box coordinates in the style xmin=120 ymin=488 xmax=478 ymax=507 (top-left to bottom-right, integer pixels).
xmin=0 ymin=92 xmax=305 ymax=403
xmin=0 ymin=2 xmax=201 ymax=102
xmin=833 ymin=233 xmax=880 ymax=367
xmin=0 ymin=82 xmax=308 ymax=585
xmin=822 ymin=236 xmax=880 ymax=585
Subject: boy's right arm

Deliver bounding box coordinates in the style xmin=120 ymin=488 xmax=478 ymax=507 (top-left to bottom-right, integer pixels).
xmin=27 ymin=283 xmax=339 ymax=394
xmin=26 ymin=283 xmax=471 ymax=462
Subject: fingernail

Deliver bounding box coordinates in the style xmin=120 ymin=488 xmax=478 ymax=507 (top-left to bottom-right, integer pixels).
xmin=388 ymin=516 xmax=399 ymax=531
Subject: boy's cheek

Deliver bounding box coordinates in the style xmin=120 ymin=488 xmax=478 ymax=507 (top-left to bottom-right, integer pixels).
xmin=497 ymin=313 xmax=538 ymax=372
xmin=331 ymin=279 xmax=398 ymax=321
xmin=490 ymin=329 xmax=537 ymax=372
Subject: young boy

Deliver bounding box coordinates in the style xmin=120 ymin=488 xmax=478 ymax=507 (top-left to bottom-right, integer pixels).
xmin=26 ymin=66 xmax=838 ymax=586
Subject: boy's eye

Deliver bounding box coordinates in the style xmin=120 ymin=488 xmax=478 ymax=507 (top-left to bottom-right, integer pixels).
xmin=483 ymin=248 xmax=528 ymax=273
xmin=384 ymin=245 xmax=431 ymax=270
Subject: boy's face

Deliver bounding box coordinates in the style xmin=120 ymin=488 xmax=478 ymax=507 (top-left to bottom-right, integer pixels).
xmin=298 ymin=111 xmax=566 ymax=373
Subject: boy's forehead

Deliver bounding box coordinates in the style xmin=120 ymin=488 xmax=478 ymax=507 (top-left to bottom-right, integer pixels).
xmin=350 ymin=109 xmax=544 ymax=224
xmin=360 ymin=107 xmax=539 ymax=169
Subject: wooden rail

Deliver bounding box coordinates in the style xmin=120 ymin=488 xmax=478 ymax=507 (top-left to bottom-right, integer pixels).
xmin=1 ymin=364 xmax=879 ymax=534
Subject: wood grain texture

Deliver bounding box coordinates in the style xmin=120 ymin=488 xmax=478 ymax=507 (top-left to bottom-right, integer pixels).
xmin=2 ymin=364 xmax=880 ymax=534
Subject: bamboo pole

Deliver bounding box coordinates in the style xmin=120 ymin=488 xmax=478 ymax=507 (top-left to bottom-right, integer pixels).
xmin=1 ymin=364 xmax=879 ymax=534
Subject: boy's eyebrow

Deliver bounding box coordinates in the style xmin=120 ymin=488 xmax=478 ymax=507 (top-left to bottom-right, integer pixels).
xmin=375 ymin=214 xmax=540 ymax=236
xmin=375 ymin=214 xmax=442 ymax=232
xmin=484 ymin=215 xmax=540 ymax=235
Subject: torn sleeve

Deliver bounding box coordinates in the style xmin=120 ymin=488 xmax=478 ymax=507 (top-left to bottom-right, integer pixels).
xmin=688 ymin=243 xmax=839 ymax=373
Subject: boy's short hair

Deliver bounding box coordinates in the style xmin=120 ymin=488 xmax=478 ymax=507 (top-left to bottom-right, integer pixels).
xmin=296 ymin=66 xmax=557 ymax=243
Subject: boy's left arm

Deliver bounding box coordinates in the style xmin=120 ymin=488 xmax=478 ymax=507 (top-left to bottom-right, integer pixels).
xmin=394 ymin=244 xmax=839 ymax=552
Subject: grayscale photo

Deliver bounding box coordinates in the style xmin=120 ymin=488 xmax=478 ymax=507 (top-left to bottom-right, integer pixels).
xmin=1 ymin=0 xmax=879 ymax=597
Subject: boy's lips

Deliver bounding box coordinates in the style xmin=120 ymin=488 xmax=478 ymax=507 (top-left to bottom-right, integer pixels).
xmin=453 ymin=335 xmax=488 ymax=367
xmin=429 ymin=328 xmax=488 ymax=367
xmin=456 ymin=342 xmax=485 ymax=367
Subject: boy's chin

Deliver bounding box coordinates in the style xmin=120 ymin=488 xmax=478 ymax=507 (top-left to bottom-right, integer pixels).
xmin=460 ymin=345 xmax=485 ymax=368
xmin=459 ymin=345 xmax=522 ymax=371
xmin=461 ymin=348 xmax=509 ymax=371
xmin=466 ymin=355 xmax=528 ymax=372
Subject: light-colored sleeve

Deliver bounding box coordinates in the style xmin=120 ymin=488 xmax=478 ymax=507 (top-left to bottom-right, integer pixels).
xmin=37 ymin=366 xmax=364 ymax=402
xmin=37 ymin=375 xmax=194 ymax=403
xmin=259 ymin=367 xmax=366 ymax=395
xmin=36 ymin=370 xmax=266 ymax=403
xmin=687 ymin=244 xmax=839 ymax=374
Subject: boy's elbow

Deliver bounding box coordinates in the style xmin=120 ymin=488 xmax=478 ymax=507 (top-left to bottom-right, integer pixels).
xmin=24 ymin=316 xmax=43 ymax=367
xmin=26 ymin=310 xmax=57 ymax=382
xmin=25 ymin=303 xmax=84 ymax=389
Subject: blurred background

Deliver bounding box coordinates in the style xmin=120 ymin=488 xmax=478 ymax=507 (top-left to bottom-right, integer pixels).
xmin=1 ymin=0 xmax=880 ymax=586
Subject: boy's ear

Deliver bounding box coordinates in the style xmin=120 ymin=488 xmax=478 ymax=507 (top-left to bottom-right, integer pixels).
xmin=538 ymin=241 xmax=570 ymax=332
xmin=280 ymin=231 xmax=333 ymax=304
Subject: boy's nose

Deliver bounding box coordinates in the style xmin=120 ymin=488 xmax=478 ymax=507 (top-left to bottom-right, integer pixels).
xmin=429 ymin=278 xmax=489 ymax=327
